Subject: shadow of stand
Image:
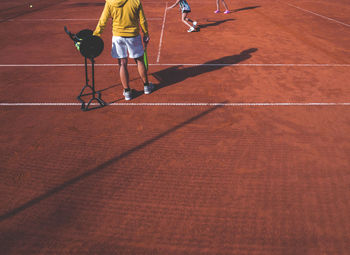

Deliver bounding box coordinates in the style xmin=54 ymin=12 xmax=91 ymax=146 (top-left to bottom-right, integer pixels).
xmin=151 ymin=48 xmax=258 ymax=91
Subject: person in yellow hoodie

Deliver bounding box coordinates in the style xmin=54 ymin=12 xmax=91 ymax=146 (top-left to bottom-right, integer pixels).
xmin=93 ymin=0 xmax=153 ymax=100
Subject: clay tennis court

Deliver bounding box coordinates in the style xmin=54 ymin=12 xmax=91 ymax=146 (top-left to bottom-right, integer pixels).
xmin=1 ymin=0 xmax=350 ymax=254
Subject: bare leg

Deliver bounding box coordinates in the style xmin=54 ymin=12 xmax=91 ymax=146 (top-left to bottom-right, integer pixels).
xmin=185 ymin=16 xmax=194 ymax=23
xmin=181 ymin=12 xmax=193 ymax=29
xmin=221 ymin=0 xmax=229 ymax=10
xmin=135 ymin=56 xmax=148 ymax=84
xmin=183 ymin=14 xmax=196 ymax=26
xmin=216 ymin=0 xmax=220 ymax=11
xmin=118 ymin=58 xmax=129 ymax=90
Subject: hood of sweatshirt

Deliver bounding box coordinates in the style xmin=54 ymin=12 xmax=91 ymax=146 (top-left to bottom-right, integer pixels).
xmin=107 ymin=0 xmax=128 ymax=8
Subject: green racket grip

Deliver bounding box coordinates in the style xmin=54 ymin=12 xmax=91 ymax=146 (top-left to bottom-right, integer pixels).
xmin=143 ymin=48 xmax=148 ymax=71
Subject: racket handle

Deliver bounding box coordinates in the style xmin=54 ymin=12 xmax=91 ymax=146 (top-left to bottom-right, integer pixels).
xmin=143 ymin=48 xmax=148 ymax=71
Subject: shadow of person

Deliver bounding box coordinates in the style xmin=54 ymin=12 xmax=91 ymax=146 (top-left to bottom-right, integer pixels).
xmin=198 ymin=18 xmax=235 ymax=29
xmin=233 ymin=6 xmax=261 ymax=12
xmin=151 ymin=48 xmax=258 ymax=90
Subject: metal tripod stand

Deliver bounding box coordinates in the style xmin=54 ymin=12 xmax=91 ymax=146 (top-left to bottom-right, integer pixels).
xmin=77 ymin=57 xmax=106 ymax=111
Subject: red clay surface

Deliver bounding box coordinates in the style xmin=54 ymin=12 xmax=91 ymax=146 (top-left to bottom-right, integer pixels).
xmin=1 ymin=0 xmax=350 ymax=254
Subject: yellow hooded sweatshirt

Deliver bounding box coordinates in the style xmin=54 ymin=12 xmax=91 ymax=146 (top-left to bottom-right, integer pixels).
xmin=93 ymin=0 xmax=148 ymax=37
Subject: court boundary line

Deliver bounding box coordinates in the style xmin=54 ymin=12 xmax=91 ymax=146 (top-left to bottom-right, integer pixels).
xmin=1 ymin=63 xmax=349 ymax=67
xmin=287 ymin=3 xmax=350 ymax=28
xmin=4 ymin=18 xmax=163 ymax=22
xmin=1 ymin=102 xmax=350 ymax=107
xmin=157 ymin=2 xmax=168 ymax=63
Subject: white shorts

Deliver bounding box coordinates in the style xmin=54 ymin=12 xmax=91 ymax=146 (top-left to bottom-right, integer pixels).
xmin=111 ymin=35 xmax=144 ymax=59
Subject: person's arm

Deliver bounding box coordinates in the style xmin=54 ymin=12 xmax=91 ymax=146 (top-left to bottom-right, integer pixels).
xmin=93 ymin=2 xmax=111 ymax=36
xmin=139 ymin=2 xmax=150 ymax=46
xmin=167 ymin=0 xmax=181 ymax=10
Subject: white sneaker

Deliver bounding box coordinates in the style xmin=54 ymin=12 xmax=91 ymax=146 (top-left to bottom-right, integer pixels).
xmin=187 ymin=27 xmax=195 ymax=32
xmin=123 ymin=89 xmax=132 ymax=100
xmin=193 ymin=21 xmax=197 ymax=27
xmin=144 ymin=82 xmax=154 ymax=94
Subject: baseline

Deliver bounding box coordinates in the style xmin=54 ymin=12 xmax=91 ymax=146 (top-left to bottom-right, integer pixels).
xmin=1 ymin=103 xmax=350 ymax=107
xmin=1 ymin=64 xmax=349 ymax=67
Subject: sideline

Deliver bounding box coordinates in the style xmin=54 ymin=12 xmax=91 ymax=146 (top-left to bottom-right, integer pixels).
xmin=157 ymin=2 xmax=168 ymax=63
xmin=287 ymin=3 xmax=350 ymax=28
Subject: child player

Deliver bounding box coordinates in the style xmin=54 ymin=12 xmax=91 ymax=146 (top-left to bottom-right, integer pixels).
xmin=167 ymin=0 xmax=198 ymax=32
xmin=214 ymin=0 xmax=231 ymax=14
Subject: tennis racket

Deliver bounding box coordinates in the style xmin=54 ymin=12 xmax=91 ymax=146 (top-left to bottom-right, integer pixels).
xmin=143 ymin=35 xmax=150 ymax=71
xmin=143 ymin=47 xmax=148 ymax=71
xmin=64 ymin=26 xmax=76 ymax=41
xmin=64 ymin=26 xmax=82 ymax=50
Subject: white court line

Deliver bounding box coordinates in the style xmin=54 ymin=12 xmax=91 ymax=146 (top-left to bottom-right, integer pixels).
xmin=1 ymin=64 xmax=349 ymax=67
xmin=157 ymin=2 xmax=168 ymax=63
xmin=287 ymin=3 xmax=350 ymax=28
xmin=1 ymin=103 xmax=350 ymax=106
xmin=7 ymin=19 xmax=99 ymax=21
xmin=4 ymin=18 xmax=162 ymax=21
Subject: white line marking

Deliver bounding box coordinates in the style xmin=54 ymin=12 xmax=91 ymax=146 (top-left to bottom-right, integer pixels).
xmin=8 ymin=19 xmax=99 ymax=21
xmin=287 ymin=3 xmax=350 ymax=28
xmin=1 ymin=64 xmax=349 ymax=67
xmin=4 ymin=18 xmax=162 ymax=21
xmin=1 ymin=103 xmax=350 ymax=106
xmin=148 ymin=63 xmax=350 ymax=67
xmin=157 ymin=2 xmax=168 ymax=63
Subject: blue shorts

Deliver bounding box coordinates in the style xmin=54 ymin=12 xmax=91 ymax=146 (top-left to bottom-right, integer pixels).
xmin=179 ymin=0 xmax=191 ymax=13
